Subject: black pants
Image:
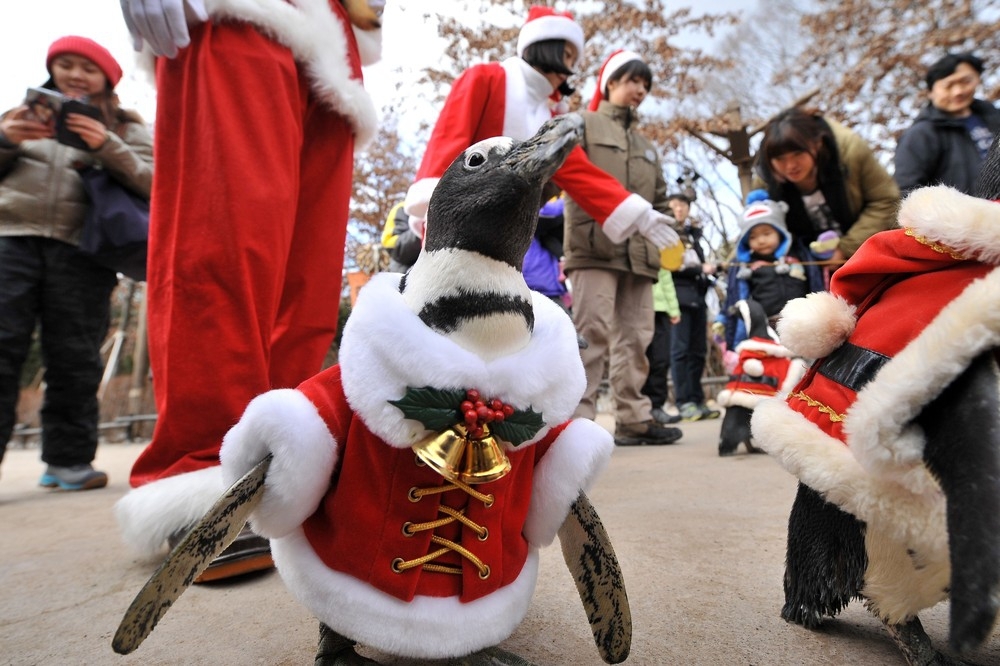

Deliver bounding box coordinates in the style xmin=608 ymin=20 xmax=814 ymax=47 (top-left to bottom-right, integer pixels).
xmin=670 ymin=305 xmax=708 ymax=406
xmin=642 ymin=311 xmax=673 ymax=408
xmin=0 ymin=237 xmax=117 ymax=466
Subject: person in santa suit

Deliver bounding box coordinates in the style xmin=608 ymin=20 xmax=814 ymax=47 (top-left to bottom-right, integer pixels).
xmin=113 ymin=0 xmax=384 ymax=581
xmin=403 ymin=6 xmax=678 ymax=252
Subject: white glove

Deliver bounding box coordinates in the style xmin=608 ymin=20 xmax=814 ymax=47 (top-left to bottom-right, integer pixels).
xmin=120 ymin=0 xmax=208 ymax=57
xmin=634 ymin=209 xmax=680 ymax=250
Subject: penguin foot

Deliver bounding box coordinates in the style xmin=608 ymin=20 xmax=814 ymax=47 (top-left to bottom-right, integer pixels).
xmin=884 ymin=616 xmax=973 ymax=666
xmin=315 ymin=624 xmax=379 ymax=666
xmin=445 ymin=646 xmax=538 ymax=666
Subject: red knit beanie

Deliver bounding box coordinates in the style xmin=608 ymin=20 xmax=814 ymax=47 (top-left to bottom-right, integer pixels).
xmin=46 ymin=36 xmax=123 ymax=88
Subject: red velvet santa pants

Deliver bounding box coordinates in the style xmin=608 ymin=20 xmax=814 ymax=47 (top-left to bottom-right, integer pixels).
xmin=130 ymin=21 xmax=353 ymax=486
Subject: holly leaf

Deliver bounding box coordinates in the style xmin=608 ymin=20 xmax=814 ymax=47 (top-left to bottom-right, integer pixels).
xmin=491 ymin=408 xmax=544 ymax=447
xmin=389 ymin=386 xmax=465 ymax=432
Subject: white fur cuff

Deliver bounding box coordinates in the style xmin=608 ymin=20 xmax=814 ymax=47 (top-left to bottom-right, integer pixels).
xmin=220 ymin=389 xmax=338 ymax=538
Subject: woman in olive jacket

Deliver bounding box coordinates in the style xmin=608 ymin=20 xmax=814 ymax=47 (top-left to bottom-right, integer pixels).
xmin=0 ymin=36 xmax=153 ymax=490
xmin=755 ymin=107 xmax=900 ymax=263
xmin=563 ymin=50 xmax=682 ymax=447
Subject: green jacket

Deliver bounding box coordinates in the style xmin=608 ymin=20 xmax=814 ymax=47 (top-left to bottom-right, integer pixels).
xmin=563 ymin=101 xmax=666 ymax=279
xmin=0 ymin=116 xmax=153 ymax=246
xmin=651 ymin=268 xmax=680 ymax=317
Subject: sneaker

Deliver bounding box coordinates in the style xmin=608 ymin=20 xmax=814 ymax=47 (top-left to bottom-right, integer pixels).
xmin=614 ymin=420 xmax=683 ymax=446
xmin=39 ymin=464 xmax=108 ymax=491
xmin=650 ymin=406 xmax=681 ymax=424
xmin=169 ymin=523 xmax=274 ymax=583
xmin=699 ymin=403 xmax=721 ymax=420
xmin=679 ymin=402 xmax=704 ymax=422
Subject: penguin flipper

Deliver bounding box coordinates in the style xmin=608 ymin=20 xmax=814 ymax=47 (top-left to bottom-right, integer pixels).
xmin=918 ymin=351 xmax=1000 ymax=654
xmin=557 ymin=492 xmax=632 ymax=664
xmin=781 ymin=483 xmax=867 ymax=627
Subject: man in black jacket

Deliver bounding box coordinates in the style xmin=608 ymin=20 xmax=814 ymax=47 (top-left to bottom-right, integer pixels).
xmin=894 ymin=52 xmax=1000 ymax=195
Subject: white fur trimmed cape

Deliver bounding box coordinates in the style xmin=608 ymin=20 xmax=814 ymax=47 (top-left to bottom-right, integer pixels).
xmin=219 ymin=272 xmax=614 ymax=659
xmin=136 ymin=0 xmax=380 ymax=147
xmin=751 ymin=186 xmax=1000 ymax=621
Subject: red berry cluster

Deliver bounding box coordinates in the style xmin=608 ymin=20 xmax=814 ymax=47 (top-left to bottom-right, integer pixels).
xmin=460 ymin=389 xmax=515 ymax=439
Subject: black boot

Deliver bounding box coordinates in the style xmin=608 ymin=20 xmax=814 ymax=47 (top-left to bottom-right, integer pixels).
xmin=315 ymin=623 xmax=379 ymax=665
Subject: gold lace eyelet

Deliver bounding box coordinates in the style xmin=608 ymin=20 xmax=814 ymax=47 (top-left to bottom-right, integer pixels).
xmin=478 ymin=527 xmax=489 ymax=542
xmin=478 ymin=565 xmax=491 ymax=580
xmin=401 ymin=522 xmax=414 ymax=537
xmin=483 ymin=494 xmax=495 ymax=508
xmin=408 ymin=487 xmax=421 ymax=502
xmin=391 ymin=558 xmax=405 ymax=573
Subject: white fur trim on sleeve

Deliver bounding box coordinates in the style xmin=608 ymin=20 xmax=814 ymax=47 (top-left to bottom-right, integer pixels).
xmin=899 ymin=186 xmax=1000 ymax=265
xmin=522 ymin=419 xmax=614 ymax=546
xmin=601 ymin=193 xmax=650 ymax=244
xmin=777 ymin=292 xmax=856 ymax=360
xmin=220 ymin=389 xmax=337 ymax=538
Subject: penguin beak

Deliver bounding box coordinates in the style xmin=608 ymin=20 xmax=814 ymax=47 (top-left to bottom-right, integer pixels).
xmin=504 ymin=113 xmax=583 ymax=183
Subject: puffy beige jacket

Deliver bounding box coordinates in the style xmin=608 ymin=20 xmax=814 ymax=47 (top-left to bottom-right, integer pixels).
xmin=0 ymin=117 xmax=153 ymax=246
xmin=563 ymin=102 xmax=667 ymax=279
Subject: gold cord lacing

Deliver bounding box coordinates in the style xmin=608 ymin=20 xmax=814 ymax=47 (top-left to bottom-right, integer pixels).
xmin=394 ymin=479 xmax=495 ymax=579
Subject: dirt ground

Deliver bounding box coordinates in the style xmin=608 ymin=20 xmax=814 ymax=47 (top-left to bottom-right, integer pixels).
xmin=2 ymin=415 xmax=998 ymax=666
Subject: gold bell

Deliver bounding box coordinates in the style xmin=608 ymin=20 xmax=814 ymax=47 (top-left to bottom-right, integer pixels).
xmin=412 ymin=424 xmax=512 ymax=485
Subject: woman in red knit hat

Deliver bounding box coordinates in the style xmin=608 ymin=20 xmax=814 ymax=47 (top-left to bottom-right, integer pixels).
xmin=0 ymin=36 xmax=153 ymax=490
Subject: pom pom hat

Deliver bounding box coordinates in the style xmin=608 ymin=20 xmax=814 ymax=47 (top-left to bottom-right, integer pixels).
xmin=517 ymin=6 xmax=585 ymax=67
xmin=47 ymin=36 xmax=123 ymax=88
xmin=588 ymin=49 xmax=643 ymax=111
xmin=735 ymin=199 xmax=791 ymax=262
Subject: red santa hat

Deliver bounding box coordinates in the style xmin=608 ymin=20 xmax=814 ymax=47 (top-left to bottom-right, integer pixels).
xmin=777 ymin=186 xmax=1000 ymax=361
xmin=47 ymin=35 xmax=123 ymax=88
xmin=516 ymin=6 xmax=585 ymax=67
xmin=588 ymin=49 xmax=642 ymax=111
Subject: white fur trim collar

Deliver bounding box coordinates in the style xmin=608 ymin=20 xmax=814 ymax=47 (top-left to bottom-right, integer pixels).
xmin=339 ymin=273 xmax=586 ymax=449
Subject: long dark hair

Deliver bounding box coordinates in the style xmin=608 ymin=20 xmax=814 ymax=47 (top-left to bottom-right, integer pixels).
xmin=522 ymin=39 xmax=576 ymax=95
xmin=755 ymin=107 xmax=855 ymax=244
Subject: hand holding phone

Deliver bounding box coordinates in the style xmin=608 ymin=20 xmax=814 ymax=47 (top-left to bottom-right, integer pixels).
xmin=23 ymin=87 xmax=102 ymax=149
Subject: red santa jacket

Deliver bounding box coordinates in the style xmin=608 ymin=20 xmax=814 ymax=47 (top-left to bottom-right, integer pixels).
xmin=220 ymin=272 xmax=614 ymax=659
xmin=750 ymin=187 xmax=1000 ymax=566
xmin=716 ymin=337 xmax=804 ymax=410
xmin=406 ymin=61 xmax=652 ymax=240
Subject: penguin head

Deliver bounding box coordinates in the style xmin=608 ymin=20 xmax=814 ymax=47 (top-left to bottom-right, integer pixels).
xmin=400 ymin=114 xmax=582 ymax=360
xmin=423 ymin=114 xmax=583 ymax=267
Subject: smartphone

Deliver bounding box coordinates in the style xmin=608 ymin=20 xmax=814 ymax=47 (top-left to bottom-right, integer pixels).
xmin=57 ymin=99 xmax=102 ymax=149
xmin=23 ymin=87 xmax=101 ymax=150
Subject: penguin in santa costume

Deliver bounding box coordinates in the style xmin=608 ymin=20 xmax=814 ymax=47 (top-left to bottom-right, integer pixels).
xmin=751 ymin=167 xmax=1000 ymax=663
xmin=716 ymin=298 xmax=805 ymax=456
xmin=219 ymin=115 xmax=623 ymax=665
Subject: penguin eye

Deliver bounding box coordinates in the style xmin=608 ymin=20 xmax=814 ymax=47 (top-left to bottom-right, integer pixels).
xmin=465 ymin=150 xmax=488 ymax=169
